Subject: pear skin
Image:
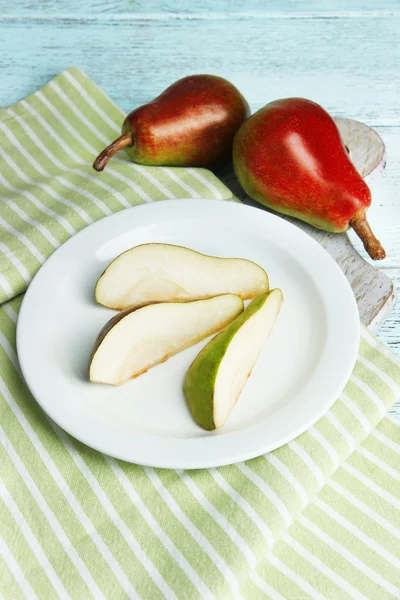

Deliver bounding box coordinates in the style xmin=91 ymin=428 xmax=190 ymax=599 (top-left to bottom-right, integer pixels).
xmin=233 ymin=98 xmax=385 ymax=260
xmin=184 ymin=290 xmax=283 ymax=430
xmin=93 ymin=74 xmax=249 ymax=170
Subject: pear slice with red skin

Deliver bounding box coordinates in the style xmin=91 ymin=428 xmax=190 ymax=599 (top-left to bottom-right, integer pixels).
xmin=184 ymin=289 xmax=283 ymax=430
xmin=89 ymin=294 xmax=244 ymax=386
xmin=95 ymin=243 xmax=269 ymax=310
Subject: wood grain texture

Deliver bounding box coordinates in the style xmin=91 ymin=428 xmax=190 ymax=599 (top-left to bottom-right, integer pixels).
xmin=379 ymin=270 xmax=400 ymax=418
xmin=2 ymin=0 xmax=400 ymax=16
xmin=379 ymin=270 xmax=400 ymax=353
xmin=346 ymin=127 xmax=400 ymax=269
xmin=0 ymin=16 xmax=399 ymax=126
xmin=0 ymin=0 xmax=399 ymax=417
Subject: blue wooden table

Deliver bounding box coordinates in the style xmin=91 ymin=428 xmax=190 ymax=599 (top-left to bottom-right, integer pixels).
xmin=1 ymin=1 xmax=399 ymax=358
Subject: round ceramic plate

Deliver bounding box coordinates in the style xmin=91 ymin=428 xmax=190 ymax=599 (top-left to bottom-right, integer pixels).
xmin=17 ymin=200 xmax=360 ymax=469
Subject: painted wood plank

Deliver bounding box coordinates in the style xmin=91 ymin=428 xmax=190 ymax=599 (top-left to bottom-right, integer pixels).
xmin=347 ymin=127 xmax=400 ymax=269
xmin=2 ymin=0 xmax=400 ymax=17
xmin=379 ymin=270 xmax=400 ymax=356
xmin=378 ymin=269 xmax=400 ymax=418
xmin=0 ymin=16 xmax=399 ymax=126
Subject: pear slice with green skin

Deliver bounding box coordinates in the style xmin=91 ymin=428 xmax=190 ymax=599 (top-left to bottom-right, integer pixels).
xmin=89 ymin=294 xmax=244 ymax=386
xmin=95 ymin=243 xmax=269 ymax=310
xmin=184 ymin=289 xmax=283 ymax=430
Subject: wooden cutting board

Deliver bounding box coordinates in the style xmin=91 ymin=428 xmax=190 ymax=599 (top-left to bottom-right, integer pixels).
xmin=222 ymin=118 xmax=395 ymax=332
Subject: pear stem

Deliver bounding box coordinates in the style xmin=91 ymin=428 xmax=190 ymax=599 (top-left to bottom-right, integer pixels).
xmin=350 ymin=211 xmax=386 ymax=260
xmin=93 ymin=132 xmax=133 ymax=171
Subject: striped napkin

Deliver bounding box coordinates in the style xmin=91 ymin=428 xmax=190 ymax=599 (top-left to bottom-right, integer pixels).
xmin=0 ymin=67 xmax=399 ymax=599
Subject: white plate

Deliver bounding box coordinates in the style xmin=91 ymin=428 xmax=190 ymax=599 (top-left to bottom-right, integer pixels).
xmin=17 ymin=200 xmax=360 ymax=469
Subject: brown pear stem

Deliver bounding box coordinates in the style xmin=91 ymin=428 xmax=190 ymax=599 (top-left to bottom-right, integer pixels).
xmin=350 ymin=211 xmax=386 ymax=260
xmin=93 ymin=132 xmax=133 ymax=171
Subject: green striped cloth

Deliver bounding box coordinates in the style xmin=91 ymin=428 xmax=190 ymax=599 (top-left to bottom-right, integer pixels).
xmin=0 ymin=68 xmax=399 ymax=599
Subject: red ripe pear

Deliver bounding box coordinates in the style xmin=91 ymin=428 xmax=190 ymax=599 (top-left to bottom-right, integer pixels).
xmin=233 ymin=98 xmax=385 ymax=260
xmin=93 ymin=75 xmax=249 ymax=171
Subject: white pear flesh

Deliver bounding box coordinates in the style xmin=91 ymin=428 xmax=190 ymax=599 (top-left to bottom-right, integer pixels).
xmin=89 ymin=294 xmax=244 ymax=385
xmin=184 ymin=289 xmax=283 ymax=430
xmin=95 ymin=243 xmax=269 ymax=310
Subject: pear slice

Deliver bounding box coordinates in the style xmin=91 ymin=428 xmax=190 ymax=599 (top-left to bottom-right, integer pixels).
xmin=95 ymin=243 xmax=268 ymax=310
xmin=89 ymin=294 xmax=244 ymax=385
xmin=184 ymin=289 xmax=283 ymax=430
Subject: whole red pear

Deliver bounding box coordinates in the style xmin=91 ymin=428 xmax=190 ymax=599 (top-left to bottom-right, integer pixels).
xmin=233 ymin=97 xmax=385 ymax=260
xmin=93 ymin=75 xmax=249 ymax=171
